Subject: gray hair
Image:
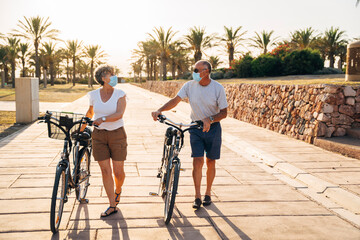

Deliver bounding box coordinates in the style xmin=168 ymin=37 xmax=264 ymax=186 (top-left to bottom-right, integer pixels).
xmin=195 ymin=60 xmax=212 ymax=73
xmin=94 ymin=64 xmax=114 ymax=85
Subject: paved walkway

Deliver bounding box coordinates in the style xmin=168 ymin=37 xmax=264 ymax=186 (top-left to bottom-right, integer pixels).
xmin=0 ymin=83 xmax=359 ymax=239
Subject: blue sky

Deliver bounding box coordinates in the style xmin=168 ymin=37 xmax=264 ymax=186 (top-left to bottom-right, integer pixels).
xmin=0 ymin=0 xmax=359 ymax=75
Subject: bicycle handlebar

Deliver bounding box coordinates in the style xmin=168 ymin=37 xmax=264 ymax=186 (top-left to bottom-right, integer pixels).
xmin=157 ymin=115 xmax=203 ymax=129
xmin=38 ymin=111 xmax=97 ymax=127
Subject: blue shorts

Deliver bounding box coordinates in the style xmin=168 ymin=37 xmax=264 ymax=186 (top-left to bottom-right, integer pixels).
xmin=189 ymin=122 xmax=222 ymax=160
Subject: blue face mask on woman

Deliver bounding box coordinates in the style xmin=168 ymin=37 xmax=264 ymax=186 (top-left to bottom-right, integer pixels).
xmin=109 ymin=75 xmax=118 ymax=87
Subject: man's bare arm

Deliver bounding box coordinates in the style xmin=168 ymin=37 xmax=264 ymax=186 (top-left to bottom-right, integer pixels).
xmin=151 ymin=96 xmax=182 ymax=121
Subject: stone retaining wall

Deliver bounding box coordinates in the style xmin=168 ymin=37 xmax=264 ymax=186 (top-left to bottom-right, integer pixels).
xmin=139 ymin=81 xmax=360 ymax=143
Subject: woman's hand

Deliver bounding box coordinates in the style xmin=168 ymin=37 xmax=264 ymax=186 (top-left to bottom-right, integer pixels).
xmin=94 ymin=118 xmax=103 ymax=126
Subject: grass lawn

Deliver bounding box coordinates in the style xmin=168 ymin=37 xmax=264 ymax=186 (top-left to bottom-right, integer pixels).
xmin=170 ymin=74 xmax=360 ymax=86
xmin=0 ymin=83 xmax=98 ymax=102
xmin=0 ymin=111 xmax=26 ymax=140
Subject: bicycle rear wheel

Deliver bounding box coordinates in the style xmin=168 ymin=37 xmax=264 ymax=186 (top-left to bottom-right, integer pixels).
xmin=75 ymin=149 xmax=90 ymax=201
xmin=50 ymin=166 xmax=67 ymax=233
xmin=164 ymin=161 xmax=180 ymax=225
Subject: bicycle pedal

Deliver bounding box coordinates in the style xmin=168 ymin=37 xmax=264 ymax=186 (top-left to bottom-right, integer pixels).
xmin=64 ymin=196 xmax=68 ymax=203
xmin=180 ymin=168 xmax=185 ymax=172
xmin=149 ymin=192 xmax=158 ymax=196
xmin=156 ymin=173 xmax=161 ymax=178
xmin=80 ymin=198 xmax=89 ymax=204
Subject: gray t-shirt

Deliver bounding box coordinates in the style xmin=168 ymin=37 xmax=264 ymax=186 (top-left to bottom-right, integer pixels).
xmin=177 ymin=79 xmax=228 ymax=121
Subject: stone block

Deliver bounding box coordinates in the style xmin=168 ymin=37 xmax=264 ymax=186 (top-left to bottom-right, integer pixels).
xmin=333 ymin=127 xmax=346 ymax=137
xmin=344 ymin=86 xmax=357 ymax=97
xmin=339 ymin=105 xmax=355 ymax=116
xmin=346 ymin=97 xmax=356 ymax=106
xmin=323 ymin=103 xmax=334 ymax=113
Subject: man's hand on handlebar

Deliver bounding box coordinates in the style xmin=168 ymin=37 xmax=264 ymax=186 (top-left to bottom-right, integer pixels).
xmin=202 ymin=117 xmax=211 ymax=132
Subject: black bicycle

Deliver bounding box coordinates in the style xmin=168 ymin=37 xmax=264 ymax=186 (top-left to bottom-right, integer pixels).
xmin=38 ymin=111 xmax=95 ymax=233
xmin=150 ymin=115 xmax=202 ymax=224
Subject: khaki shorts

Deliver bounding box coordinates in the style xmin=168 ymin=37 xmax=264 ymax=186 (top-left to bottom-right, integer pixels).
xmin=92 ymin=127 xmax=127 ymax=161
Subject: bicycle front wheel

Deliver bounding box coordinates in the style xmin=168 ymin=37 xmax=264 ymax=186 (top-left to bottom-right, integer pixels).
xmin=164 ymin=161 xmax=180 ymax=225
xmin=75 ymin=149 xmax=90 ymax=201
xmin=50 ymin=166 xmax=67 ymax=234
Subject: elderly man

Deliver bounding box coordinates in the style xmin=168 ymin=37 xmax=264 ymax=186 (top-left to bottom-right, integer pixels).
xmin=151 ymin=60 xmax=228 ymax=209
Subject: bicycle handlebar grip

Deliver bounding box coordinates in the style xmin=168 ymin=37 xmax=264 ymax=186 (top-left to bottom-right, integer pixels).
xmin=158 ymin=115 xmax=166 ymax=122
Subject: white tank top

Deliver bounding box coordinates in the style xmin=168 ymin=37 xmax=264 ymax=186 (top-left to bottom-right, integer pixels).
xmin=87 ymin=88 xmax=126 ymax=130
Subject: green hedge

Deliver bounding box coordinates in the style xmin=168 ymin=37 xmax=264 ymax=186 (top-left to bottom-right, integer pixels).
xmin=283 ymin=49 xmax=323 ymax=75
xmin=229 ymin=48 xmax=324 ymax=78
xmin=231 ymin=54 xmax=253 ymax=78
xmin=251 ymin=54 xmax=282 ymax=77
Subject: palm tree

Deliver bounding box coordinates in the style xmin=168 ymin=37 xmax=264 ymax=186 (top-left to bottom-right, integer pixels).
xmin=5 ymin=37 xmax=20 ymax=87
xmin=66 ymin=40 xmax=83 ymax=86
xmin=19 ymin=42 xmax=31 ymax=77
xmin=133 ymin=41 xmax=149 ymax=81
xmin=221 ymin=26 xmax=247 ymax=67
xmin=131 ymin=60 xmax=143 ymax=82
xmin=13 ymin=16 xmax=59 ymax=78
xmin=42 ymin=42 xmax=57 ymax=85
xmin=250 ymin=30 xmax=278 ymax=54
xmin=60 ymin=48 xmax=72 ymax=83
xmin=321 ymin=27 xmax=347 ymax=68
xmin=290 ymin=27 xmax=318 ymax=49
xmin=84 ymin=45 xmax=107 ymax=87
xmin=336 ymin=43 xmax=347 ymax=70
xmin=208 ymin=56 xmax=222 ymax=69
xmin=148 ymin=27 xmax=177 ymax=81
xmin=184 ymin=26 xmax=216 ymax=62
xmin=168 ymin=41 xmax=187 ymax=79
xmin=0 ymin=45 xmax=8 ymax=87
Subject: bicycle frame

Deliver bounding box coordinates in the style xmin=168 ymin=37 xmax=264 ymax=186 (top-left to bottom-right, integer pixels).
xmin=155 ymin=115 xmax=202 ymax=196
xmin=39 ymin=111 xmax=94 ymax=191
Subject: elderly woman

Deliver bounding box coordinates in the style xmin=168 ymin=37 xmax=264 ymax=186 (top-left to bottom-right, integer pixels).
xmin=81 ymin=65 xmax=127 ymax=217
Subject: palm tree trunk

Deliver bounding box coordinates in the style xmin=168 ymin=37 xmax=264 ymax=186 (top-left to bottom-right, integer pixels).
xmin=66 ymin=59 xmax=69 ymax=84
xmin=22 ymin=58 xmax=26 ymax=77
xmin=146 ymin=59 xmax=150 ymax=81
xmin=162 ymin=56 xmax=167 ymax=81
xmin=4 ymin=65 xmax=9 ymax=84
xmin=150 ymin=60 xmax=153 ymax=80
xmin=90 ymin=61 xmax=94 ymax=88
xmin=35 ymin=41 xmax=40 ymax=78
xmin=329 ymin=54 xmax=335 ymax=68
xmin=50 ymin=62 xmax=55 ymax=86
xmin=194 ymin=51 xmax=202 ymax=62
xmin=171 ymin=61 xmax=176 ymax=80
xmin=72 ymin=57 xmax=76 ymax=86
xmin=229 ymin=48 xmax=234 ymax=68
xmin=11 ymin=62 xmax=15 ymax=88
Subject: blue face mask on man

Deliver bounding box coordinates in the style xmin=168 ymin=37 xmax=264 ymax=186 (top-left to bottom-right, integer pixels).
xmin=192 ymin=72 xmax=202 ymax=82
xmin=109 ymin=75 xmax=118 ymax=87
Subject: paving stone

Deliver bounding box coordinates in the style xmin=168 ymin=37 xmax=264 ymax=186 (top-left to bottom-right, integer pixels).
xmin=96 ymin=226 xmax=221 ymax=240
xmin=212 ymin=185 xmax=309 ymax=201
xmin=0 ymin=212 xmax=71 ymax=232
xmin=0 ymin=230 xmax=96 ymax=240
xmin=210 ymin=215 xmax=360 ymax=240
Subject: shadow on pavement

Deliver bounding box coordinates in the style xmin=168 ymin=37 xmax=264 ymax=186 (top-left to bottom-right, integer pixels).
xmin=160 ymin=207 xmax=206 ymax=240
xmin=102 ymin=209 xmax=130 ymax=240
xmin=66 ymin=203 xmax=91 ymax=240
xmin=195 ymin=203 xmax=252 ymax=240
